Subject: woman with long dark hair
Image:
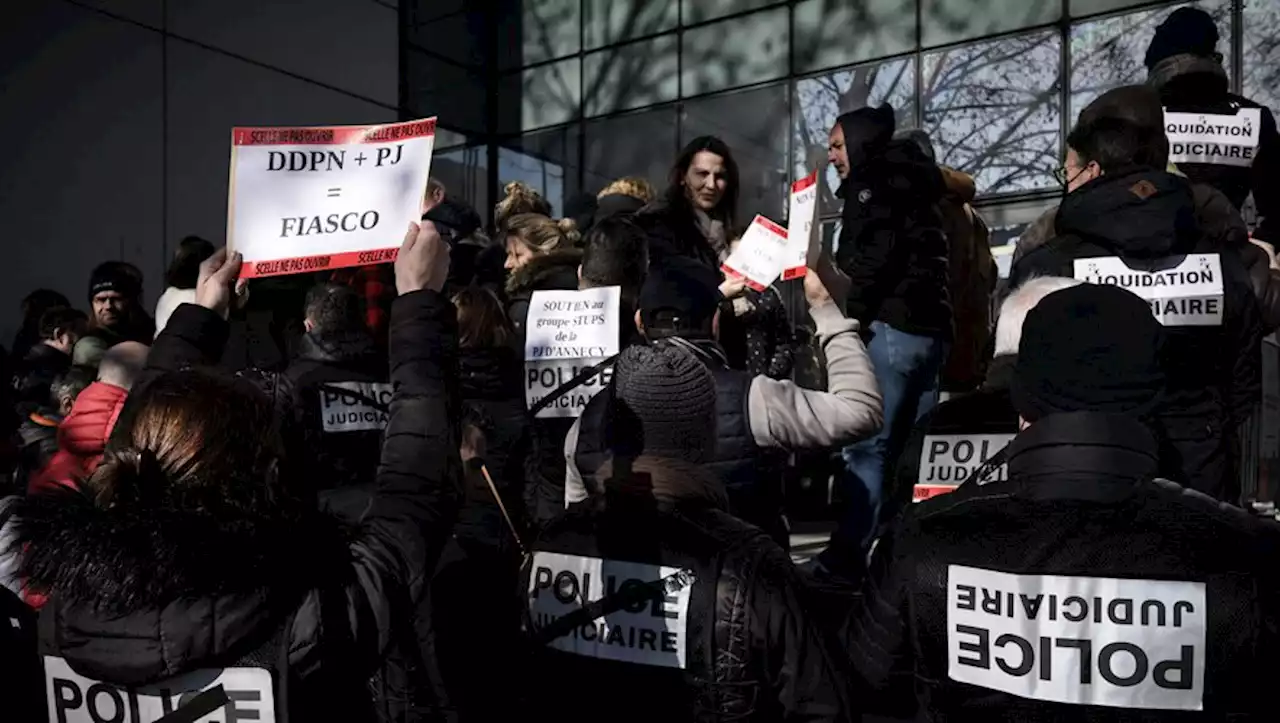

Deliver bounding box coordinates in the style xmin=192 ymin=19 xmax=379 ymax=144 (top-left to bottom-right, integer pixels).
xmin=634 ymin=135 xmax=741 ymax=270
xmin=154 ymin=235 xmax=216 ymax=337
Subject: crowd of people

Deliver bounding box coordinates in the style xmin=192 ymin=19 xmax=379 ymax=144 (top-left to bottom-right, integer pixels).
xmin=1 ymin=8 xmax=1279 ymax=721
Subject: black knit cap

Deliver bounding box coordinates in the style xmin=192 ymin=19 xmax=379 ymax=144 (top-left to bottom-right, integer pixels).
xmin=638 ymin=257 xmax=722 ymax=336
xmin=1012 ymin=284 xmax=1166 ymax=423
xmin=88 ymin=262 xmax=142 ymax=301
xmin=1145 ymin=7 xmax=1220 ymax=69
xmin=610 ymin=343 xmax=717 ymax=463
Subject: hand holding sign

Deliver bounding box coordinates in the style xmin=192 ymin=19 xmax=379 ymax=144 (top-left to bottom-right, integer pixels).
xmin=395 ymin=221 xmax=450 ymax=294
xmin=721 ymin=215 xmax=790 ymax=291
xmin=195 ymin=248 xmax=244 ymax=319
xmin=718 ymin=274 xmax=748 ymax=300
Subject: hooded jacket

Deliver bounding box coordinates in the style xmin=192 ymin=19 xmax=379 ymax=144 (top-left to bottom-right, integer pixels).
xmin=522 ymin=455 xmax=852 ymax=722
xmin=938 ymin=167 xmax=996 ymax=391
xmin=846 ymin=410 xmax=1280 ymax=721
xmin=834 ymin=108 xmax=952 ymax=339
xmin=14 ymin=291 xmax=462 ymax=723
xmin=1009 ymin=168 xmax=1263 ymax=501
xmin=28 ymin=381 xmax=128 ymax=495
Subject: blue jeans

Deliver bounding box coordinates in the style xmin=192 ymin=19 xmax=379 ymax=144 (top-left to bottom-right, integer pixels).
xmin=820 ymin=321 xmax=947 ymax=577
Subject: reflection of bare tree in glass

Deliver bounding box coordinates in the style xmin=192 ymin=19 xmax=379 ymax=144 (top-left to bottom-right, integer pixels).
xmin=1243 ymin=0 xmax=1280 ymax=115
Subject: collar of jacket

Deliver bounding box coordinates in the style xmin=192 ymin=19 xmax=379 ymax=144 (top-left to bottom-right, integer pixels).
xmin=596 ymin=455 xmax=729 ymax=512
xmin=296 ymin=330 xmax=378 ymax=365
xmin=25 ymin=341 xmax=69 ymax=364
xmin=1148 ymin=52 xmax=1228 ymax=93
xmin=1056 ymin=167 xmax=1199 ymax=257
xmin=1005 ymin=411 xmax=1160 ymax=502
xmin=505 ymin=247 xmax=583 ymax=297
xmin=982 ymin=354 xmax=1017 ymax=392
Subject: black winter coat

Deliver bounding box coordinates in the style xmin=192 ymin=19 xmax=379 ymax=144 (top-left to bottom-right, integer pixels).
xmin=15 ymin=295 xmax=462 ymax=722
xmin=457 ymin=344 xmax=529 ymax=550
xmin=522 ymin=455 xmax=852 ymax=722
xmin=847 ymin=411 xmax=1280 ymax=721
xmin=1010 ymin=169 xmax=1263 ymax=502
xmin=633 ymin=196 xmax=727 ymax=272
xmin=285 ymin=330 xmax=389 ymax=523
xmin=10 ymin=343 xmax=70 ymax=414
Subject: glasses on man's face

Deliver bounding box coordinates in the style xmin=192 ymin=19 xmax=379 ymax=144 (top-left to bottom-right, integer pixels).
xmin=1053 ymin=166 xmax=1071 ymax=186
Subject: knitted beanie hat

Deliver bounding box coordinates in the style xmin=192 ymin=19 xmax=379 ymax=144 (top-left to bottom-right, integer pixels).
xmin=1145 ymin=7 xmax=1219 ymax=69
xmin=609 ymin=343 xmax=717 ymax=463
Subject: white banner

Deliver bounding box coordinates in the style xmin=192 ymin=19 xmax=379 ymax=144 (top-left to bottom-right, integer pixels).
xmin=1073 ymin=254 xmax=1224 ymax=327
xmin=1165 ymin=109 xmax=1261 ymax=169
xmin=524 ymin=287 xmax=621 ymax=419
xmin=782 ymin=172 xmax=819 ymax=280
xmin=45 ymin=656 xmax=276 ymax=723
xmin=947 ymin=565 xmax=1206 ymax=711
xmin=527 ymin=552 xmax=695 ymax=669
xmin=721 ymin=215 xmax=790 ymax=291
xmin=319 ymin=381 xmax=392 ymax=433
xmin=227 ymin=117 xmax=436 ymax=278
xmin=914 ymin=433 xmax=1015 ymax=502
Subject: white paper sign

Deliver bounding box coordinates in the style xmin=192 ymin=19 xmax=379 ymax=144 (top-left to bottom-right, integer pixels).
xmin=527 ymin=552 xmax=695 ymax=669
xmin=1073 ymin=254 xmax=1224 ymax=327
xmin=721 ymin=215 xmax=790 ymax=291
xmin=947 ymin=565 xmax=1206 ymax=711
xmin=914 ymin=433 xmax=1015 ymax=502
xmin=228 ymin=117 xmax=437 ymax=278
xmin=1165 ymin=109 xmax=1261 ymax=169
xmin=524 ymin=287 xmax=621 ymax=419
xmin=45 ymin=655 xmax=276 ymax=723
xmin=319 ymin=381 xmax=392 ymax=433
xmin=782 ymin=172 xmax=819 ymax=280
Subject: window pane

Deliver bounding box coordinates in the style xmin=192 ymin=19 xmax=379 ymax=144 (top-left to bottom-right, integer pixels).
xmin=1243 ymin=0 xmax=1280 ymax=116
xmin=923 ymin=30 xmax=1062 ymax=195
xmin=793 ymin=57 xmax=918 ymax=198
xmin=406 ymin=52 xmax=488 ymax=135
xmin=583 ymin=0 xmax=678 ymax=49
xmin=1070 ymin=0 xmax=1232 ymax=122
xmin=410 ymin=11 xmax=486 ymax=69
xmin=683 ymin=0 xmax=783 ymax=25
xmin=500 ymin=58 xmax=582 ymax=133
xmin=434 ymin=143 xmax=490 ymax=221
xmin=921 ymin=0 xmax=1059 ymax=48
xmin=499 ymin=125 xmax=582 ymax=218
xmin=793 ymin=0 xmax=916 ymax=74
xmin=1071 ymin=0 xmax=1163 ymax=17
xmin=584 ymin=36 xmax=680 ymax=116
xmin=681 ymin=83 xmax=790 ymax=221
xmin=500 ymin=0 xmax=581 ymax=69
xmin=681 ymin=7 xmax=789 ymax=97
xmin=584 ymin=108 xmax=679 ymax=194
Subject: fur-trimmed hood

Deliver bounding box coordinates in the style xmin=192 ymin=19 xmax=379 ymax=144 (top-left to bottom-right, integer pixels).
xmin=504 ymin=247 xmax=583 ymax=299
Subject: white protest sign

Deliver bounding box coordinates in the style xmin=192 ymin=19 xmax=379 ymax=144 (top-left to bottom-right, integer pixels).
xmin=1165 ymin=109 xmax=1261 ymax=169
xmin=45 ymin=655 xmax=276 ymax=723
xmin=721 ymin=215 xmax=790 ymax=291
xmin=914 ymin=433 xmax=1015 ymax=503
xmin=947 ymin=565 xmax=1206 ymax=711
xmin=524 ymin=286 xmax=621 ymax=419
xmin=782 ymin=171 xmax=819 ymax=281
xmin=1073 ymin=254 xmax=1224 ymax=327
xmin=228 ymin=117 xmax=436 ymax=278
xmin=527 ymin=551 xmax=695 ymax=669
xmin=319 ymin=381 xmax=392 ymax=433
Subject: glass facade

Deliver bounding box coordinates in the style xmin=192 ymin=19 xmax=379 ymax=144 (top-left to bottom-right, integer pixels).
xmin=406 ymin=0 xmax=1278 ymax=223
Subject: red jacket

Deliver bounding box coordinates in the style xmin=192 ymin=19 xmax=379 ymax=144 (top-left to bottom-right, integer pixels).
xmin=28 ymin=382 xmax=128 ymax=495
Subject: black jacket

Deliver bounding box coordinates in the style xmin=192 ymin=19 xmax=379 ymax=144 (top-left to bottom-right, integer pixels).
xmin=11 ymin=343 xmax=70 ymax=414
xmin=1010 ymin=169 xmax=1263 ymax=501
xmin=523 ymin=455 xmax=852 ymax=722
xmin=457 ymin=344 xmax=529 ymax=550
xmin=718 ymin=286 xmax=796 ymax=380
xmin=1153 ymin=58 xmax=1280 ymax=242
xmin=505 ymin=248 xmax=584 ymax=352
xmin=835 ymin=112 xmax=951 ymax=339
xmin=633 ymin=196 xmax=726 ymax=272
xmin=15 ymin=294 xmax=462 ymax=722
xmin=846 ymin=410 xmax=1280 ymax=721
xmin=284 ymin=330 xmax=389 ymax=523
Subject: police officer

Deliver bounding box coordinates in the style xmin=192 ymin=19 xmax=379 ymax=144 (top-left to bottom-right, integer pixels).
xmin=889 ymin=276 xmax=1080 ymax=519
xmin=1147 ymin=7 xmax=1280 ymax=241
xmin=847 ymin=283 xmax=1280 ymax=720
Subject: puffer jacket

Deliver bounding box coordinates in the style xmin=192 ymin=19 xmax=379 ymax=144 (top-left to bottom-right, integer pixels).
xmin=13 ymin=292 xmax=461 ymax=723
xmin=27 ymin=381 xmax=128 ymax=495
xmin=521 ymin=455 xmax=852 ymax=722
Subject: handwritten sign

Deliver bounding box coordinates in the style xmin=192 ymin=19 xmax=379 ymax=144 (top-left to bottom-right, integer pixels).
xmin=782 ymin=171 xmax=819 ymax=280
xmin=721 ymin=215 xmax=790 ymax=291
xmin=227 ymin=117 xmax=436 ymax=278
xmin=524 ymin=287 xmax=621 ymax=418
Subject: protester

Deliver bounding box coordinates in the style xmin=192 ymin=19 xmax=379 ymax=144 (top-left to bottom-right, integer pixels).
xmin=564 ymin=191 xmax=599 ymax=236
xmin=154 ymin=235 xmax=216 ymax=337
xmin=565 ymin=256 xmax=883 ymax=547
xmin=594 ymin=176 xmax=655 ymax=226
xmin=938 ymin=165 xmax=997 ymax=393
xmin=523 ymin=341 xmax=853 ymax=722
xmin=887 ymin=276 xmax=1081 ymax=526
xmin=284 ymin=282 xmax=388 ymax=522
xmin=494 ymin=180 xmax=553 ymax=231
xmin=847 ymin=282 xmax=1280 ymax=720
xmin=1147 ymin=7 xmax=1280 ymax=241
xmin=1011 ymin=105 xmax=1263 ymax=503
xmin=28 ymin=341 xmax=148 ymax=495
xmin=11 ymin=289 xmax=71 ymax=362
xmin=74 ymin=262 xmax=154 ymax=367
xmin=718 ymin=233 xmax=796 ymax=380
xmin=10 ymin=306 xmax=86 ymax=415
xmin=579 ymin=214 xmax=651 ymax=349
xmin=421 ymin=176 xmax=446 ymax=215
xmin=635 ymin=136 xmax=740 ymax=270
xmin=819 ymin=104 xmax=952 ymax=581
xmin=503 ymin=212 xmax=582 ymax=346
xmin=13 ymin=222 xmax=461 ymax=720
xmin=13 ymin=366 xmax=93 ymax=495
